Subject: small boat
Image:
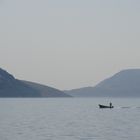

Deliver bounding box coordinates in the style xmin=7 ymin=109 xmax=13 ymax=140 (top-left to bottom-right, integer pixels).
xmin=99 ymin=104 xmax=114 ymax=109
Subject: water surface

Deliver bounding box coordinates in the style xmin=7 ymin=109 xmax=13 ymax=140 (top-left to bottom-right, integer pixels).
xmin=0 ymin=98 xmax=140 ymax=140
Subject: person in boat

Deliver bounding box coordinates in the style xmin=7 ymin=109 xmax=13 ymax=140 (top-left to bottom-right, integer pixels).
xmin=109 ymin=102 xmax=112 ymax=108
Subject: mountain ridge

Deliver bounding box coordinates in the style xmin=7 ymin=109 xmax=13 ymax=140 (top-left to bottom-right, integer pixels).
xmin=65 ymin=69 xmax=140 ymax=97
xmin=0 ymin=68 xmax=71 ymax=97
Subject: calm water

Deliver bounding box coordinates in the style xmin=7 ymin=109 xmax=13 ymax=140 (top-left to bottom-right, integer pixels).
xmin=0 ymin=98 xmax=140 ymax=140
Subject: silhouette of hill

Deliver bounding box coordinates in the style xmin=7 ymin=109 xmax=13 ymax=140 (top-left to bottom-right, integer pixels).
xmin=22 ymin=81 xmax=71 ymax=97
xmin=65 ymin=69 xmax=140 ymax=97
xmin=0 ymin=68 xmax=70 ymax=97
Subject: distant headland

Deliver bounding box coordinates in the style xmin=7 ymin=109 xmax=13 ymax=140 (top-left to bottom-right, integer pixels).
xmin=65 ymin=69 xmax=140 ymax=97
xmin=1 ymin=68 xmax=140 ymax=97
xmin=0 ymin=68 xmax=71 ymax=97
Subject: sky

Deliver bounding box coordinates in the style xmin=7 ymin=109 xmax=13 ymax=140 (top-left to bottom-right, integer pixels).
xmin=0 ymin=0 xmax=140 ymax=90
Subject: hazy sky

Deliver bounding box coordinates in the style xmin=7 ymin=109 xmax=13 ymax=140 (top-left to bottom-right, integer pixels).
xmin=0 ymin=0 xmax=140 ymax=90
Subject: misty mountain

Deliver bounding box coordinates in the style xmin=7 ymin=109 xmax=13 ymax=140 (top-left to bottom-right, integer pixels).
xmin=65 ymin=69 xmax=140 ymax=97
xmin=0 ymin=68 xmax=70 ymax=97
xmin=22 ymin=81 xmax=71 ymax=97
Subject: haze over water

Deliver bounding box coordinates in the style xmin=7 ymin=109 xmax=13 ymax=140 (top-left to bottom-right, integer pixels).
xmin=0 ymin=1 xmax=140 ymax=139
xmin=0 ymin=98 xmax=140 ymax=140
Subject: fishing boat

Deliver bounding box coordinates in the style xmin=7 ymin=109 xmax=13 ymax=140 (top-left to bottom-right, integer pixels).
xmin=99 ymin=104 xmax=114 ymax=109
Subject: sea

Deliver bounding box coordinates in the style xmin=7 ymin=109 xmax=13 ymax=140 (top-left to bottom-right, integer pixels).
xmin=0 ymin=98 xmax=140 ymax=140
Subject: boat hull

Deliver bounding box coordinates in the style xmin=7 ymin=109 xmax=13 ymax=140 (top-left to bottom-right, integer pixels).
xmin=99 ymin=104 xmax=114 ymax=109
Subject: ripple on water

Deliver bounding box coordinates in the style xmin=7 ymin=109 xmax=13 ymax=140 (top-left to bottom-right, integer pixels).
xmin=0 ymin=98 xmax=140 ymax=140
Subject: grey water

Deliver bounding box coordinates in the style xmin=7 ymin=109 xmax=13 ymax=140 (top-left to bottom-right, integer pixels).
xmin=0 ymin=98 xmax=140 ymax=140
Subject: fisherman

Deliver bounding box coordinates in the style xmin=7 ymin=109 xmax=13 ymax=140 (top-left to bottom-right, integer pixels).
xmin=109 ymin=102 xmax=112 ymax=108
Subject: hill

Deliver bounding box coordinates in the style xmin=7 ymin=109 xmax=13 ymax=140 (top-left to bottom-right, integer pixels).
xmin=0 ymin=68 xmax=70 ymax=97
xmin=22 ymin=81 xmax=71 ymax=97
xmin=65 ymin=69 xmax=140 ymax=97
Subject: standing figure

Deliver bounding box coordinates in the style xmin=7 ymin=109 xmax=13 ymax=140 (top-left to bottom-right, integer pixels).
xmin=109 ymin=102 xmax=112 ymax=108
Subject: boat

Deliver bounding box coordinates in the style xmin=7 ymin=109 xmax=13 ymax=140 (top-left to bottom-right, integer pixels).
xmin=99 ymin=104 xmax=114 ymax=109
